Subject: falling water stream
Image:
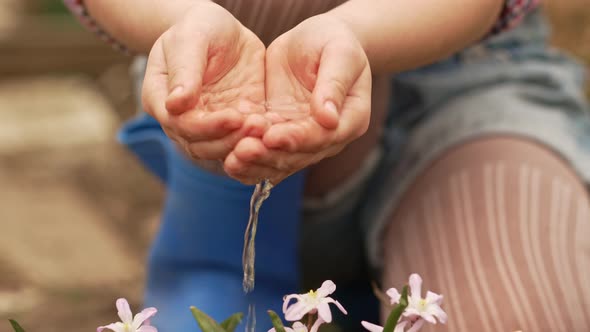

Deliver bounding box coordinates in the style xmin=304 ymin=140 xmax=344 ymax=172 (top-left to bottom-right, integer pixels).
xmin=243 ymin=179 xmax=274 ymax=292
xmin=242 ymin=101 xmax=305 ymax=331
xmin=243 ymin=179 xmax=273 ymax=331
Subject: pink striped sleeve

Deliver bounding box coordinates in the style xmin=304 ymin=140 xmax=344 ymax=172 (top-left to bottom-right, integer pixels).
xmin=63 ymin=0 xmax=542 ymax=53
xmin=488 ymin=0 xmax=541 ymax=37
xmin=63 ymin=0 xmax=130 ymax=54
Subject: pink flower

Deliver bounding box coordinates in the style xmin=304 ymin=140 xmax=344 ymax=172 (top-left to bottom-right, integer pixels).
xmin=283 ymin=280 xmax=347 ymax=324
xmin=97 ymin=298 xmax=157 ymax=332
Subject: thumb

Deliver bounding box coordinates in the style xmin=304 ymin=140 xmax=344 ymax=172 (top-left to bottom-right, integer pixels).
xmin=311 ymin=43 xmax=368 ymax=129
xmin=163 ymin=34 xmax=208 ymax=115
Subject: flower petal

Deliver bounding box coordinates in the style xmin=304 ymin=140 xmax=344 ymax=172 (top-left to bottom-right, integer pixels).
xmin=386 ymin=288 xmax=401 ymax=305
xmin=406 ymin=319 xmax=425 ymax=332
xmin=137 ymin=326 xmax=158 ymax=332
xmin=424 ymin=291 xmax=443 ymax=305
xmin=317 ymin=302 xmax=333 ymax=323
xmin=292 ymin=322 xmax=308 ymax=332
xmin=116 ymin=298 xmax=133 ymax=324
xmin=316 ymin=280 xmax=336 ymax=298
xmin=420 ymin=311 xmax=437 ymax=325
xmin=426 ymin=304 xmax=448 ymax=324
xmin=309 ymin=317 xmax=325 ymax=332
xmin=97 ymin=322 xmax=126 ymax=332
xmin=393 ymin=320 xmax=408 ymax=332
xmin=361 ymin=321 xmax=384 ymax=332
xmin=269 ymin=328 xmax=295 ymax=332
xmin=133 ymin=307 xmax=158 ymax=329
xmin=403 ymin=307 xmax=421 ymax=318
xmin=408 ymin=274 xmax=422 ymax=302
xmin=324 ymin=298 xmax=348 ymax=315
xmin=284 ymin=301 xmax=314 ymax=321
xmin=283 ymin=294 xmax=302 ymax=314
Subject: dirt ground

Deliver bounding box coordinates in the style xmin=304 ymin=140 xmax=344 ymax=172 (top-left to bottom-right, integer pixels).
xmin=0 ymin=2 xmax=589 ymax=331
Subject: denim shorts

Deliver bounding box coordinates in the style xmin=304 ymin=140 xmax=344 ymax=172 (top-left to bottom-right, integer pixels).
xmin=129 ymin=9 xmax=590 ymax=287
xmin=299 ymin=8 xmax=590 ymax=287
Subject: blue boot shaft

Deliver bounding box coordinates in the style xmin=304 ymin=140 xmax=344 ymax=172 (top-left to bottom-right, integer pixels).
xmin=119 ymin=114 xmax=304 ymax=331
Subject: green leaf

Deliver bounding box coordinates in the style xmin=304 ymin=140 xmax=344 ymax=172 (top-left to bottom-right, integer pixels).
xmin=220 ymin=313 xmax=244 ymax=332
xmin=382 ymin=285 xmax=409 ymax=332
xmin=9 ymin=319 xmax=26 ymax=332
xmin=267 ymin=310 xmax=287 ymax=332
xmin=190 ymin=306 xmax=226 ymax=332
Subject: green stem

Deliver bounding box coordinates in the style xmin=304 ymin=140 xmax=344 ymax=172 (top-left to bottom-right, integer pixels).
xmin=382 ymin=286 xmax=409 ymax=332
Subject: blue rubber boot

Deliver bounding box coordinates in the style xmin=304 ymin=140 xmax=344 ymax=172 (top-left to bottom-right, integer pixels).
xmin=119 ymin=114 xmax=304 ymax=331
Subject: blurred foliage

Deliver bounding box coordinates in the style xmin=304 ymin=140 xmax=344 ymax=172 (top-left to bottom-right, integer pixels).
xmin=29 ymin=0 xmax=84 ymax=28
xmin=41 ymin=2 xmax=69 ymax=15
xmin=27 ymin=0 xmax=70 ymax=15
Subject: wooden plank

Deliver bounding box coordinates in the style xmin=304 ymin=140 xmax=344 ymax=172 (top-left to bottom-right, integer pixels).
xmin=0 ymin=15 xmax=130 ymax=76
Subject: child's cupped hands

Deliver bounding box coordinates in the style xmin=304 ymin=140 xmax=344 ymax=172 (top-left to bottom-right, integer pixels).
xmin=141 ymin=2 xmax=269 ymax=163
xmin=142 ymin=6 xmax=372 ymax=184
xmin=224 ymin=14 xmax=372 ymax=185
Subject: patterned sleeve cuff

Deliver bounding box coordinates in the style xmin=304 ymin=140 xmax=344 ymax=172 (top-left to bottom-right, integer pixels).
xmin=63 ymin=0 xmax=131 ymax=54
xmin=64 ymin=0 xmax=539 ymax=53
xmin=488 ymin=0 xmax=541 ymax=37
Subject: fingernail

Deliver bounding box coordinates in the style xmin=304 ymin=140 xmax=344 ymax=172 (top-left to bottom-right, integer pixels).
xmin=324 ymin=101 xmax=338 ymax=117
xmin=169 ymin=86 xmax=184 ymax=98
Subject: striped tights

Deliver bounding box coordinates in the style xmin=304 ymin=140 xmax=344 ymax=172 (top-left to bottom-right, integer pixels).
xmin=382 ymin=136 xmax=590 ymax=331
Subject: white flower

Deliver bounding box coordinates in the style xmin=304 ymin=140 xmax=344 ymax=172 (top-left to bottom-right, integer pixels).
xmin=97 ymin=298 xmax=157 ymax=332
xmin=378 ymin=274 xmax=447 ymax=332
xmin=269 ymin=321 xmax=308 ymax=332
xmin=268 ymin=320 xmax=327 ymax=332
xmin=391 ymin=274 xmax=446 ymax=325
xmin=307 ymin=317 xmax=326 ymax=332
xmin=283 ymin=280 xmax=347 ymax=323
xmin=361 ymin=321 xmax=384 ymax=332
xmin=361 ymin=320 xmax=409 ymax=332
xmin=386 ymin=288 xmax=401 ymax=305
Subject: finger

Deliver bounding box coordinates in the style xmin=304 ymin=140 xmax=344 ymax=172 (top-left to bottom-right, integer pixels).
xmin=169 ymin=109 xmax=244 ymax=141
xmin=162 ymin=28 xmax=209 ymax=115
xmin=170 ymin=110 xmax=268 ymax=143
xmin=142 ymin=40 xmax=171 ymax=124
xmin=182 ymin=114 xmax=269 ymax=159
xmin=332 ymin=64 xmax=373 ymax=144
xmin=185 ymin=128 xmax=245 ymax=160
xmin=233 ymin=137 xmax=344 ymax=181
xmin=262 ymin=119 xmax=336 ymax=153
xmin=169 ymin=138 xmax=227 ymax=174
xmin=233 ymin=137 xmax=314 ymax=171
xmin=311 ymin=42 xmax=369 ymax=129
xmin=242 ymin=113 xmax=271 ymax=138
xmin=224 ymin=152 xmax=285 ymax=185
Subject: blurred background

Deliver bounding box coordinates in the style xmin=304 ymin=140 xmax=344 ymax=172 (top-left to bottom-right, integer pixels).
xmin=0 ymin=1 xmax=588 ymax=331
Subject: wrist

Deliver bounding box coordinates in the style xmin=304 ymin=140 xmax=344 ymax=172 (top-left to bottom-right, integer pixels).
xmin=152 ymin=1 xmax=229 ymax=49
xmin=322 ymin=8 xmax=372 ymax=63
xmin=156 ymin=1 xmax=208 ymax=31
xmin=326 ymin=0 xmax=505 ymax=74
xmin=82 ymin=0 xmax=215 ymax=53
xmin=294 ymin=13 xmax=368 ymax=54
